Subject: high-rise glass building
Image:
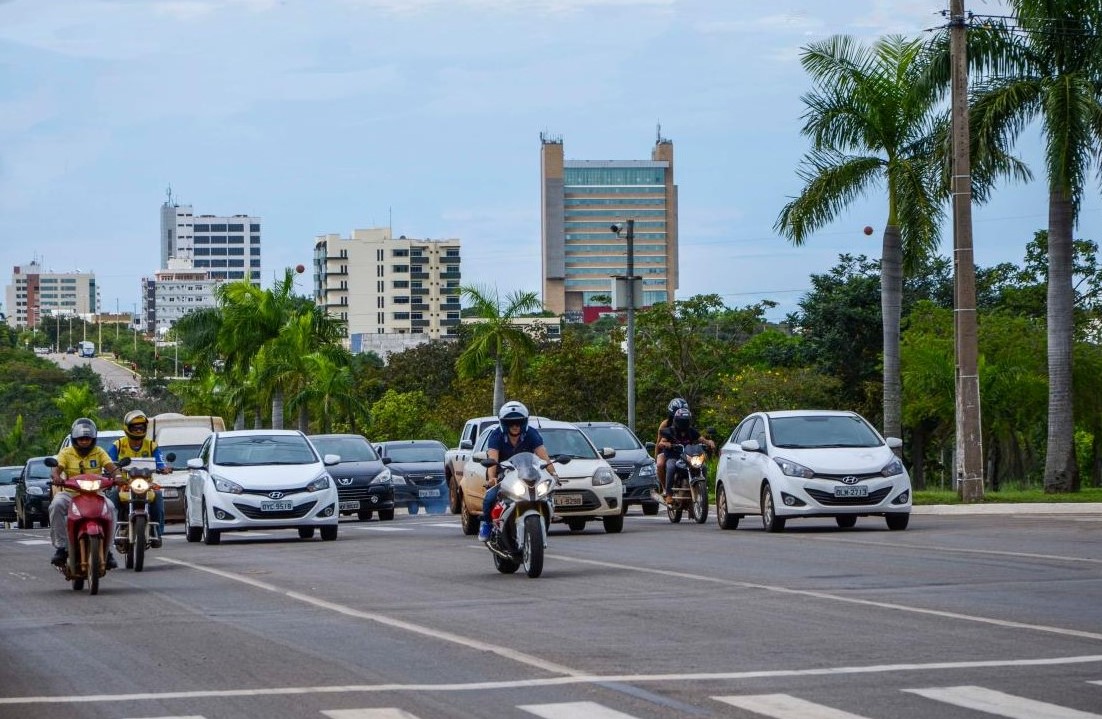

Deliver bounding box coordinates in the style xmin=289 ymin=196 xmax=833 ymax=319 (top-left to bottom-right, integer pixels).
xmin=540 ymin=133 xmax=678 ymax=319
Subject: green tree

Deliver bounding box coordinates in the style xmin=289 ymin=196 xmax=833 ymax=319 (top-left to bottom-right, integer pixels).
xmin=456 ymin=285 xmax=542 ymax=414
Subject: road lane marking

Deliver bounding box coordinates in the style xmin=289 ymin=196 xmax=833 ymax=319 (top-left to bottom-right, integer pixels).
xmin=322 ymin=709 xmax=421 ymax=718
xmin=518 ymin=701 xmax=640 ymax=718
xmin=2 ymin=655 xmax=1100 ymax=705
xmin=549 ymin=555 xmax=1102 ymax=642
xmin=768 ymin=534 xmax=1102 ymax=566
xmin=16 ymin=539 xmax=51 ymax=545
xmin=714 ymin=694 xmax=873 ymax=718
xmin=156 ymin=556 xmax=584 ymax=677
xmin=904 ymin=685 xmax=1102 ymax=718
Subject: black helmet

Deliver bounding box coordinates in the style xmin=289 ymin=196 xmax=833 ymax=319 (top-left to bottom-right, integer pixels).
xmin=672 ymin=407 xmax=692 ymax=431
xmin=498 ymin=401 xmax=530 ymax=434
xmin=70 ymin=417 xmax=98 ymax=456
xmin=667 ymin=397 xmax=689 ymax=416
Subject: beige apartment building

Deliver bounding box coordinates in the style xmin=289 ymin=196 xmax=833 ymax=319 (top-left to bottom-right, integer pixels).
xmin=313 ymin=228 xmax=461 ymax=352
xmin=5 ymin=261 xmax=98 ymax=328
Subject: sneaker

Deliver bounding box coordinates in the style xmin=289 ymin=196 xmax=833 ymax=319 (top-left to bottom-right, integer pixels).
xmin=51 ymin=547 xmax=68 ymax=567
xmin=478 ymin=522 xmax=492 ymax=542
xmin=664 ymin=494 xmax=673 ymax=505
xmin=105 ymin=552 xmax=118 ymax=570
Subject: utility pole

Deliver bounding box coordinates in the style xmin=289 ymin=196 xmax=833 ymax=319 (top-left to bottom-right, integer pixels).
xmin=950 ymin=0 xmax=985 ymax=501
xmin=611 ymin=220 xmax=638 ymax=432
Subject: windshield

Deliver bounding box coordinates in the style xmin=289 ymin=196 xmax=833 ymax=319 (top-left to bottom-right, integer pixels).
xmin=768 ymin=415 xmax=882 ymax=449
xmin=25 ymin=460 xmax=53 ymax=481
xmin=0 ymin=467 xmax=21 ymax=484
xmin=541 ymin=428 xmax=598 ymax=459
xmin=158 ymin=444 xmax=203 ymax=465
xmin=384 ymin=443 xmax=445 ymax=463
xmin=505 ymin=451 xmax=542 ymax=482
xmin=214 ymin=435 xmax=319 ymax=466
xmin=580 ymin=426 xmax=641 ymax=450
xmin=311 ymin=437 xmax=378 ymax=462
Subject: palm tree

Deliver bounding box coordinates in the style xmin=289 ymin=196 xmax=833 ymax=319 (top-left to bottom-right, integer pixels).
xmin=456 ymin=285 xmax=543 ymax=414
xmin=291 ymin=354 xmax=366 ymax=434
xmin=776 ymin=35 xmax=947 ymax=440
xmin=966 ymin=1 xmax=1102 ymax=492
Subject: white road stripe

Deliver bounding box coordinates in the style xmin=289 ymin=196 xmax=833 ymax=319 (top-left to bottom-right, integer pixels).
xmin=363 ymin=526 xmax=411 ymax=532
xmin=518 ymin=701 xmax=640 ymax=718
xmin=322 ymin=709 xmax=421 ymax=718
xmin=16 ymin=539 xmax=50 ymax=545
xmin=714 ymin=694 xmax=872 ymax=718
xmin=905 ymin=685 xmax=1102 ymax=718
xmin=778 ymin=534 xmax=1102 ymax=566
xmin=123 ymin=715 xmax=205 ymax=719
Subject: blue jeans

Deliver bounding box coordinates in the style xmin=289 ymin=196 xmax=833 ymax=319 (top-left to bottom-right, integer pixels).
xmin=481 ymin=484 xmax=501 ymax=523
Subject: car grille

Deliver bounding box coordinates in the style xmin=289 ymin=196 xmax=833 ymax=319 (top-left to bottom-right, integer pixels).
xmin=233 ymin=500 xmax=317 ymax=519
xmin=607 ymin=462 xmax=635 ymax=481
xmin=552 ymin=488 xmax=603 ymax=512
xmin=405 ymin=474 xmax=445 ymax=487
xmin=336 ymin=486 xmax=384 ymax=501
xmin=806 ymin=487 xmax=892 ymax=506
xmin=241 ymin=486 xmax=310 ymax=496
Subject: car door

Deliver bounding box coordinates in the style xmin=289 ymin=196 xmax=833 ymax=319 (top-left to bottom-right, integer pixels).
xmin=186 ymin=435 xmax=213 ymax=524
xmin=726 ymin=416 xmax=765 ymax=510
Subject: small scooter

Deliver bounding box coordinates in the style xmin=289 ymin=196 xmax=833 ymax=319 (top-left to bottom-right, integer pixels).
xmin=44 ymin=457 xmax=116 ymax=595
xmin=114 ymin=454 xmax=173 ymax=572
xmin=665 ymin=443 xmax=710 ymax=524
xmin=480 ymin=451 xmax=570 ymax=578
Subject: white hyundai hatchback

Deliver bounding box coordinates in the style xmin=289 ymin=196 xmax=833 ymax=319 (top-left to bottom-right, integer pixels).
xmin=184 ymin=429 xmax=341 ymax=544
xmin=715 ymin=410 xmax=911 ymax=532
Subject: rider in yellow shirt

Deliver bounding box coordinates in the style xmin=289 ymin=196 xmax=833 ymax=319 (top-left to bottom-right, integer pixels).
xmin=49 ymin=418 xmax=118 ymax=568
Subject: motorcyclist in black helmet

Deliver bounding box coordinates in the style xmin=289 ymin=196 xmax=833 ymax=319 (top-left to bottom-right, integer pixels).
xmin=657 ymin=407 xmax=714 ymax=505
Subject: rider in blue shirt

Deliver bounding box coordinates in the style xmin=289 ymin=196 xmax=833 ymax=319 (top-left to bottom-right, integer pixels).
xmin=479 ymin=401 xmax=557 ymax=541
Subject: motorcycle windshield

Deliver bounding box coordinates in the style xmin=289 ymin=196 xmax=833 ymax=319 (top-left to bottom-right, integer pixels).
xmin=507 ymin=452 xmax=542 ymax=483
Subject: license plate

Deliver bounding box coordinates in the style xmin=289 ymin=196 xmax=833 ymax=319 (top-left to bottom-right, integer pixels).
xmin=162 ymin=488 xmax=179 ymax=499
xmin=339 ymin=500 xmax=360 ymax=511
xmin=260 ymin=500 xmax=293 ymax=512
xmin=418 ymin=489 xmax=440 ymax=498
xmin=834 ymin=485 xmax=868 ymax=498
xmin=556 ymin=493 xmax=583 ymax=506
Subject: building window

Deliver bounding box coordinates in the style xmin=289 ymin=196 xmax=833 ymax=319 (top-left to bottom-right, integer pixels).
xmin=228 ymin=223 xmax=244 ymax=232
xmin=250 ymin=224 xmax=260 ymax=232
xmin=211 ymin=224 xmax=227 ymax=232
xmin=250 ymin=235 xmax=260 ymax=243
xmin=392 ymin=265 xmax=409 ymax=273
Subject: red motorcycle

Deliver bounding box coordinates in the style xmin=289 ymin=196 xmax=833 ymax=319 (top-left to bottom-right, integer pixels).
xmin=44 ymin=457 xmax=116 ymax=595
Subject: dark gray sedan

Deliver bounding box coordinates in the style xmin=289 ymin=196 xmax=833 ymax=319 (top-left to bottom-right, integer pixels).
xmin=309 ymin=434 xmax=396 ymax=521
xmin=575 ymin=421 xmax=660 ymax=516
xmin=374 ymin=440 xmax=448 ymax=515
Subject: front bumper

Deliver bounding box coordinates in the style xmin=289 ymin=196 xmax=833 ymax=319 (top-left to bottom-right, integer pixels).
xmin=336 ymin=485 xmax=395 ymax=514
xmin=206 ymin=489 xmax=339 ymax=531
xmin=551 ymin=482 xmax=621 ymax=518
xmin=775 ymin=476 xmax=912 ymax=517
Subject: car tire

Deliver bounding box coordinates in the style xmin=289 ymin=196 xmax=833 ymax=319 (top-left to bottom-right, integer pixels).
xmin=357 ymin=510 xmax=374 ymax=521
xmin=716 ymin=485 xmax=740 ymax=530
xmin=641 ymin=502 xmax=659 ymax=516
xmin=184 ymin=500 xmax=202 ymax=542
xmin=201 ymin=502 xmax=221 ymax=545
xmin=836 ymin=515 xmax=857 ymax=529
xmin=885 ymin=513 xmax=910 ymax=531
xmin=566 ymin=518 xmax=586 ymax=532
xmin=602 ymin=514 xmax=624 ymax=534
xmin=760 ymin=483 xmax=786 ymax=533
xmin=459 ymin=494 xmax=479 ymax=536
xmin=320 ymin=525 xmax=338 ymax=541
xmin=378 ymin=509 xmax=395 ymax=521
xmin=447 ymin=471 xmax=461 ymax=514
xmin=298 ymin=527 xmax=315 ymax=539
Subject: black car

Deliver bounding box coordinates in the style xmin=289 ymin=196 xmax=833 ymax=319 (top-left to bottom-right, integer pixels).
xmin=374 ymin=440 xmax=448 ymax=515
xmin=575 ymin=421 xmax=660 ymax=516
xmin=0 ymin=465 xmax=21 ymax=523
xmin=15 ymin=456 xmax=54 ymax=529
xmin=309 ymin=434 xmax=395 ymax=521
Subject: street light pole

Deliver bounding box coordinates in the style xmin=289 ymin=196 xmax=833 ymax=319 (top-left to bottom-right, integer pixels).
xmin=612 ymin=220 xmax=637 ymax=432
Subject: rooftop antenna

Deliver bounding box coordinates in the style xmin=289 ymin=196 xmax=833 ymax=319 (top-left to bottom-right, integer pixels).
xmin=165 ymin=184 xmax=174 ymax=206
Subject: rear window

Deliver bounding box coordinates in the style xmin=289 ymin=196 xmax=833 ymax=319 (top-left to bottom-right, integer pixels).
xmin=384 ymin=443 xmax=446 ymax=463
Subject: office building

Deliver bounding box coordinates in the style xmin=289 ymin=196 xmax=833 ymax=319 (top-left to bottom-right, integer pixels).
xmin=160 ymin=199 xmax=262 ymax=283
xmin=313 ymin=228 xmax=461 ymax=352
xmin=141 ymin=259 xmax=223 ymax=335
xmin=5 ymin=261 xmax=98 ymax=329
xmin=539 ymin=132 xmax=678 ymax=320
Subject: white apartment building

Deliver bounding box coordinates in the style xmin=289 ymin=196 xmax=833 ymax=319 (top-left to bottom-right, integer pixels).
xmin=160 ymin=200 xmax=262 ymax=283
xmin=313 ymin=228 xmax=461 ymax=350
xmin=141 ymin=259 xmax=222 ymax=335
xmin=5 ymin=261 xmax=98 ymax=329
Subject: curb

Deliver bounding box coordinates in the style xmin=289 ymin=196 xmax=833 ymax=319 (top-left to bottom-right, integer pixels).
xmin=914 ymin=503 xmax=1102 ymax=515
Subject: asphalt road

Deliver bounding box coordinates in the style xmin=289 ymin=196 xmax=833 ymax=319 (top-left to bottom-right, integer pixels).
xmin=50 ymin=351 xmax=141 ymax=392
xmin=1 ymin=508 xmax=1100 ymax=719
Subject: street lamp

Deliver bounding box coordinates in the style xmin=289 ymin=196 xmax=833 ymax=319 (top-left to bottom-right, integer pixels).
xmin=611 ymin=220 xmax=638 ymax=432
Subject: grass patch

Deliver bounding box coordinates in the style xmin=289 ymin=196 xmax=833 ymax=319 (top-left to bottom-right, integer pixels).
xmin=914 ymin=487 xmax=1102 ymax=505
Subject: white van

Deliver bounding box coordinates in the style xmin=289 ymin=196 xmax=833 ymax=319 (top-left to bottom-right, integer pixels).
xmin=150 ymin=414 xmax=227 ymax=523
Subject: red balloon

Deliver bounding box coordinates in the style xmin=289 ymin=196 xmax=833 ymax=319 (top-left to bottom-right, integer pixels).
xmin=863 ymin=226 xmax=874 ymax=235
xmin=295 ymin=264 xmax=305 ymax=273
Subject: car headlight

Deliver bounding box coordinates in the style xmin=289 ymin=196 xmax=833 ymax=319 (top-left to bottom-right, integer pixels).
xmin=389 ymin=471 xmax=407 ymax=485
xmin=212 ymin=475 xmax=244 ymax=494
xmin=28 ymin=485 xmax=46 ymax=496
xmin=306 ymin=474 xmax=331 ymax=492
xmin=592 ymin=466 xmax=615 ymax=486
xmin=881 ymin=458 xmax=905 ymax=477
xmin=772 ymin=457 xmax=814 ymax=479
xmin=370 ymin=468 xmax=392 ymax=486
xmin=637 ymin=462 xmax=656 ymax=477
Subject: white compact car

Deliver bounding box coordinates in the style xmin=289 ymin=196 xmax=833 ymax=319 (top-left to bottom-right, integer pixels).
xmin=715 ymin=410 xmax=912 ymax=532
xmin=184 ymin=429 xmax=341 ymax=544
xmin=459 ymin=418 xmax=624 ymax=534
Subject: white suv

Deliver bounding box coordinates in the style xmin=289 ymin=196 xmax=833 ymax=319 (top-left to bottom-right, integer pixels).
xmin=459 ymin=418 xmax=624 ymax=535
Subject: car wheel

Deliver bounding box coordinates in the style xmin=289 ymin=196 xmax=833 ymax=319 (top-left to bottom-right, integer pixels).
xmin=298 ymin=527 xmax=315 ymax=540
xmin=447 ymin=472 xmax=461 ymax=514
xmin=836 ymin=515 xmax=857 ymax=529
xmin=692 ymin=480 xmax=708 ymax=524
xmin=716 ymin=485 xmax=740 ymax=530
xmin=184 ymin=500 xmax=202 ymax=543
xmin=620 ymin=501 xmax=630 ymax=516
xmin=378 ymin=508 xmax=395 ymax=521
xmin=357 ymin=510 xmax=374 ymax=521
xmin=642 ymin=502 xmax=659 ymax=516
xmin=602 ymin=514 xmax=624 ymax=534
xmin=459 ymin=493 xmax=479 ymax=536
xmin=201 ymin=501 xmax=221 ymax=545
xmin=566 ymin=518 xmax=586 ymax=532
xmin=885 ymin=513 xmax=910 ymax=531
xmin=760 ymin=483 xmax=786 ymax=533
xmin=320 ymin=525 xmax=338 ymax=541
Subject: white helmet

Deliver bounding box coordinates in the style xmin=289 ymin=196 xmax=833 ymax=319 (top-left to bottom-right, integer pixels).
xmin=498 ymin=401 xmax=530 ymax=434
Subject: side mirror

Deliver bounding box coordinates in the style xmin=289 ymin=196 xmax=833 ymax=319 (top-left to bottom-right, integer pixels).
xmin=459 ymin=440 xmax=473 ymax=450
xmin=323 ymin=454 xmax=341 ymax=466
xmin=381 ymin=457 xmax=392 ymax=465
xmin=740 ymin=439 xmax=761 ymax=453
xmin=44 ymin=457 xmax=58 ymax=468
xmin=118 ymin=457 xmax=132 ymax=468
xmin=479 ymin=457 xmax=498 ymax=468
xmin=186 ymin=458 xmax=204 ymax=470
xmin=164 ymin=452 xmax=177 ymax=463
xmin=886 ymin=437 xmax=903 ymax=449
xmin=601 ymin=447 xmax=616 ymax=459
xmin=644 ymin=441 xmax=656 ymax=451
xmin=553 ymin=454 xmax=572 ymax=465
xmin=472 ymin=451 xmax=487 ymax=462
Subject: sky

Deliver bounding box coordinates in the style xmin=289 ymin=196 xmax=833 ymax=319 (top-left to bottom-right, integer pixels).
xmin=2 ymin=0 xmax=1100 ymax=324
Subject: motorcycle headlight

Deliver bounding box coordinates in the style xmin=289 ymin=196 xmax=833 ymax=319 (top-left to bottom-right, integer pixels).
xmin=592 ymin=466 xmax=615 ymax=486
xmin=212 ymin=475 xmax=244 ymax=494
xmin=772 ymin=457 xmax=815 ymax=479
xmin=637 ymin=462 xmax=657 ymax=477
xmin=370 ymin=468 xmax=392 ymax=486
xmin=28 ymin=485 xmax=46 ymax=496
xmin=881 ymin=458 xmax=905 ymax=477
xmin=77 ymin=479 xmax=101 ymax=492
xmin=306 ymin=474 xmax=331 ymax=492
xmin=131 ymin=478 xmax=150 ymax=494
xmin=502 ymin=475 xmax=526 ymax=499
xmin=535 ymin=478 xmax=554 ymax=498
xmin=689 ymin=454 xmax=706 ymax=469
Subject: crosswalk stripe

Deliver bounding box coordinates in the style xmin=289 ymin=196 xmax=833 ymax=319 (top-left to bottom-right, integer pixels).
xmin=518 ymin=701 xmax=640 ymax=718
xmin=321 ymin=709 xmax=421 ymax=718
xmin=16 ymin=539 xmax=51 ymax=545
xmin=904 ymin=685 xmax=1102 ymax=718
xmin=713 ymin=694 xmax=873 ymax=718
